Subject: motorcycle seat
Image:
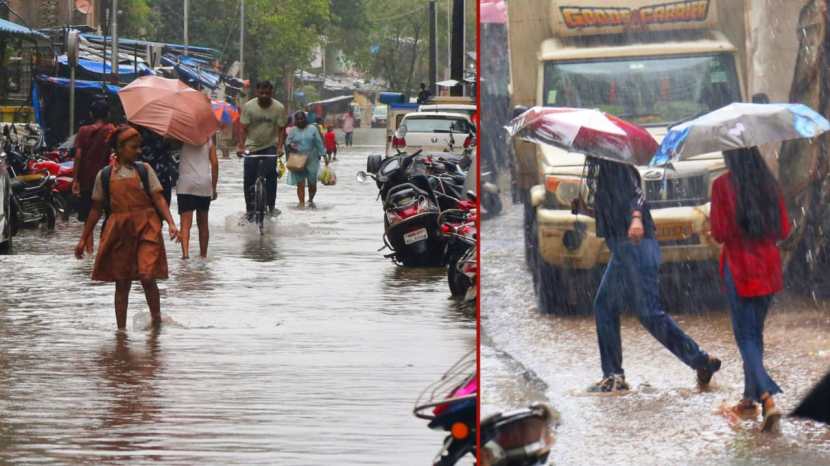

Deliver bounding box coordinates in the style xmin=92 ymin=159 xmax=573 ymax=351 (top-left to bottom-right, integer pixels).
xmin=11 ymin=174 xmax=50 ymax=192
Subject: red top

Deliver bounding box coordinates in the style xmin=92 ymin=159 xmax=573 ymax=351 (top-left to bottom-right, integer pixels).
xmin=324 ymin=131 xmax=337 ymax=151
xmin=75 ymin=122 xmax=115 ymax=191
xmin=710 ymin=172 xmax=790 ymax=297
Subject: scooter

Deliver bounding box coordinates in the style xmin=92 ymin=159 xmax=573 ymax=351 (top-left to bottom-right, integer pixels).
xmin=440 ymin=208 xmax=477 ymax=299
xmin=480 ymin=403 xmax=557 ymax=466
xmin=359 ymin=150 xmax=452 ymax=266
xmin=414 ymin=350 xmax=477 ymax=466
xmin=2 ymin=129 xmax=56 ymax=231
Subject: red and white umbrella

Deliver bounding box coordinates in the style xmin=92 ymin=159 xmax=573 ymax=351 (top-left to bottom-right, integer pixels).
xmin=506 ymin=106 xmax=659 ymax=165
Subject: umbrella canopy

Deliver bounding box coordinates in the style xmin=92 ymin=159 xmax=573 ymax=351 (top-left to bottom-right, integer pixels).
xmin=436 ymin=79 xmax=461 ymax=88
xmin=651 ymin=103 xmax=830 ymax=166
xmin=118 ymin=76 xmax=218 ymax=145
xmin=506 ymin=106 xmax=659 ymax=165
xmin=211 ymin=100 xmax=239 ymax=126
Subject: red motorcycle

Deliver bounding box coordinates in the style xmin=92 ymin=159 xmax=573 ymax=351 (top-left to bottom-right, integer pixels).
xmin=28 ymin=158 xmax=74 ymax=220
xmin=440 ymin=207 xmax=477 ymax=300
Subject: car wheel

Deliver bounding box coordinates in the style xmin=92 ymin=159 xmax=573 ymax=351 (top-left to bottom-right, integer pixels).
xmin=533 ymin=238 xmax=596 ymax=315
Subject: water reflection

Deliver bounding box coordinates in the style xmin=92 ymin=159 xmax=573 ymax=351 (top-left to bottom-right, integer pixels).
xmin=96 ymin=329 xmax=162 ymax=430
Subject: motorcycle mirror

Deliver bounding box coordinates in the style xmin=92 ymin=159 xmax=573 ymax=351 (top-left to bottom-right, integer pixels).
xmin=466 ymin=190 xmax=477 ymax=202
xmin=356 ymin=171 xmax=370 ymax=184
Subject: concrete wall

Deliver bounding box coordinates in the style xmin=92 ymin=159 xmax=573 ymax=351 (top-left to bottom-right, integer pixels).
xmin=6 ymin=0 xmax=101 ymax=29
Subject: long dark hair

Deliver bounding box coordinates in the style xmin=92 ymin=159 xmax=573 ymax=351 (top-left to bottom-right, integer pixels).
xmin=723 ymin=146 xmax=782 ymax=239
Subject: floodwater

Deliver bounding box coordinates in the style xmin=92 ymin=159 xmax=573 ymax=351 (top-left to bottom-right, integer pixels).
xmin=0 ymin=131 xmax=474 ymax=465
xmin=482 ymin=201 xmax=830 ymax=466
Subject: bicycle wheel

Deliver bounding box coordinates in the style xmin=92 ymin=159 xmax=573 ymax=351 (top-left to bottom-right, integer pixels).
xmin=254 ymin=178 xmax=266 ymax=235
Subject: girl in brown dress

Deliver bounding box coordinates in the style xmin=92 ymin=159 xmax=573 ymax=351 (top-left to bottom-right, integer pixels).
xmin=75 ymin=125 xmax=180 ymax=329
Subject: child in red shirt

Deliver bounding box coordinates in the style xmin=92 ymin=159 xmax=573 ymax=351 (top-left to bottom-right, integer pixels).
xmin=324 ymin=125 xmax=337 ymax=163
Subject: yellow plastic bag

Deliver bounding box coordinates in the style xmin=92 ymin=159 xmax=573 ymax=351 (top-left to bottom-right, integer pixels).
xmin=319 ymin=166 xmax=337 ymax=186
xmin=277 ymin=158 xmax=287 ymax=179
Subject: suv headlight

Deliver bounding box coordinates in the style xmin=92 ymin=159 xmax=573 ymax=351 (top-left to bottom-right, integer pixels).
xmin=544 ymin=175 xmax=585 ymax=208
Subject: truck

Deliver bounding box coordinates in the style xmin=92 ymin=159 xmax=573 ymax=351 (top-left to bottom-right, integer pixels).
xmin=506 ymin=0 xmax=756 ymax=313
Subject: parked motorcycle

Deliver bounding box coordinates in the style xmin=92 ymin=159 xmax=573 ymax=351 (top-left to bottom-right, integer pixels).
xmin=359 ymin=149 xmax=469 ymax=267
xmin=440 ymin=208 xmax=477 ymax=300
xmin=480 ymin=403 xmax=557 ymax=466
xmin=414 ymin=350 xmax=477 ymax=466
xmin=28 ymin=158 xmax=74 ymax=220
xmin=481 ymin=155 xmax=503 ymax=219
xmin=2 ymin=127 xmax=56 ymax=231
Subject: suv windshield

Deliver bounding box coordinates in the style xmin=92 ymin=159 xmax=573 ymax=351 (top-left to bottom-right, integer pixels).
xmin=543 ymin=53 xmax=741 ymax=126
xmin=403 ymin=117 xmax=472 ymax=134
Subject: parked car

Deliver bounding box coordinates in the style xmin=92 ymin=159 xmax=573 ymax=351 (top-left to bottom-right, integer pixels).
xmin=392 ymin=112 xmax=476 ymax=156
xmin=372 ymin=104 xmax=388 ymax=128
xmin=0 ymin=150 xmax=13 ymax=253
xmin=418 ymin=103 xmax=477 ymax=118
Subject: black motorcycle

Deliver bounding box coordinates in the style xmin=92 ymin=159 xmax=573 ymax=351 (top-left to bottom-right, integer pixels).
xmin=440 ymin=208 xmax=477 ymax=299
xmin=3 ymin=141 xmax=56 ymax=232
xmin=360 ymin=150 xmax=468 ymax=267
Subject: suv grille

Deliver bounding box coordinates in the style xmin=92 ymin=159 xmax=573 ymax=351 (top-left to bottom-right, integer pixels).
xmin=644 ymin=175 xmax=708 ymax=208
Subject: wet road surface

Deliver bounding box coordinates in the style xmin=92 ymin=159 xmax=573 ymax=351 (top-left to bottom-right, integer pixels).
xmin=0 ymin=134 xmax=474 ymax=465
xmin=482 ymin=201 xmax=830 ymax=466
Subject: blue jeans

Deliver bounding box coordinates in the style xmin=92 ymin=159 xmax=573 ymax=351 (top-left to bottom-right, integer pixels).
xmin=595 ymin=238 xmax=709 ymax=377
xmin=243 ymin=146 xmax=278 ymax=213
xmin=724 ymin=264 xmax=782 ymax=402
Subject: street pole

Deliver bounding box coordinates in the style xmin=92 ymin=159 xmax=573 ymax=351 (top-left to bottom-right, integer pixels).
xmin=112 ymin=0 xmax=119 ymax=83
xmin=450 ymin=0 xmax=463 ymax=96
xmin=184 ymin=0 xmax=189 ymax=56
xmin=69 ymin=57 xmax=76 ymax=138
xmin=447 ymin=0 xmax=450 ymax=80
xmin=240 ymin=0 xmax=245 ymax=80
xmin=429 ymin=0 xmax=436 ymax=96
xmin=67 ymin=0 xmax=73 ymax=25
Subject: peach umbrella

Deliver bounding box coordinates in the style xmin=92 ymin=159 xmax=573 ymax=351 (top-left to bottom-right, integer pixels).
xmin=118 ymin=76 xmax=218 ymax=145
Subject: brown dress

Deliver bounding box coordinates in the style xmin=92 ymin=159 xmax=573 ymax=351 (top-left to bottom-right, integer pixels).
xmin=92 ymin=170 xmax=168 ymax=282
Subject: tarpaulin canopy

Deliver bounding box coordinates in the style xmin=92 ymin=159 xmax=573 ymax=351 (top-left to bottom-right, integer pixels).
xmin=57 ymin=55 xmax=154 ymax=80
xmin=35 ymin=75 xmax=121 ymax=94
xmin=0 ymin=18 xmax=48 ymax=39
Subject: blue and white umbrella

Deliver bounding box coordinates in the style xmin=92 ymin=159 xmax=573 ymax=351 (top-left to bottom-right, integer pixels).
xmin=650 ymin=103 xmax=830 ymax=166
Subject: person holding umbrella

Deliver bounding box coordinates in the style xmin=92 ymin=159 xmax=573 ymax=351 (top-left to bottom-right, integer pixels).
xmin=583 ymin=156 xmax=722 ymax=393
xmin=506 ymin=107 xmax=722 ymax=393
xmin=710 ymin=146 xmax=789 ymax=431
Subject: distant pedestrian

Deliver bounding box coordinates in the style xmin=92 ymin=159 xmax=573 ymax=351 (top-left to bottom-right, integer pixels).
xmin=176 ymin=137 xmax=219 ymax=259
xmin=584 ymin=156 xmax=721 ymax=393
xmin=324 ymin=124 xmax=338 ymax=163
xmin=285 ymin=111 xmax=325 ymax=209
xmin=238 ymin=80 xmax=288 ymax=219
xmin=74 ymin=125 xmax=180 ymax=330
xmin=72 ymin=99 xmax=116 ymax=232
xmin=342 ymin=110 xmax=355 ymax=147
xmin=711 ymin=146 xmax=790 ymax=431
xmin=417 ymin=82 xmax=431 ymax=105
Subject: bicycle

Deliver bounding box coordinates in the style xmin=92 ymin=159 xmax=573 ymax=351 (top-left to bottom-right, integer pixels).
xmin=239 ymin=151 xmax=280 ymax=235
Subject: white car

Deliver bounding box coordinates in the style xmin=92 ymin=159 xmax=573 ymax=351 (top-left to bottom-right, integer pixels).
xmin=417 ymin=104 xmax=476 ymax=118
xmin=393 ymin=112 xmax=476 ymax=156
xmin=371 ymin=105 xmax=388 ymax=128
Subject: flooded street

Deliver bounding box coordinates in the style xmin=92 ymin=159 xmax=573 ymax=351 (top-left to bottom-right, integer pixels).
xmin=482 ymin=202 xmax=830 ymax=466
xmin=0 ymin=130 xmax=474 ymax=465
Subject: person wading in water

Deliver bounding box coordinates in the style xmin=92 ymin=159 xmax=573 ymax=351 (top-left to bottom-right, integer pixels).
xmin=583 ymin=156 xmax=722 ymax=393
xmin=75 ymin=126 xmax=180 ymax=329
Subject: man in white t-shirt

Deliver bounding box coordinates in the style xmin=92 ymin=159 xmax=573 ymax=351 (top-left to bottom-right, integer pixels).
xmin=176 ymin=138 xmax=219 ymax=258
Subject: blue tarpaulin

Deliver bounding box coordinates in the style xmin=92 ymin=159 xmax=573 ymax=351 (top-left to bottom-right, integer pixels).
xmin=35 ymin=75 xmax=121 ymax=94
xmin=0 ymin=18 xmax=47 ymax=39
xmin=57 ymin=55 xmax=154 ymax=80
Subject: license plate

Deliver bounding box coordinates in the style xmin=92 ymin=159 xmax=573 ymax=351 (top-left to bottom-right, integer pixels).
xmin=656 ymin=223 xmax=693 ymax=241
xmin=403 ymin=228 xmax=428 ymax=245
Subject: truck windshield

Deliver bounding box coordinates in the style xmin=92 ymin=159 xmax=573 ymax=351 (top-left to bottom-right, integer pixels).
xmin=543 ymin=53 xmax=741 ymax=126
